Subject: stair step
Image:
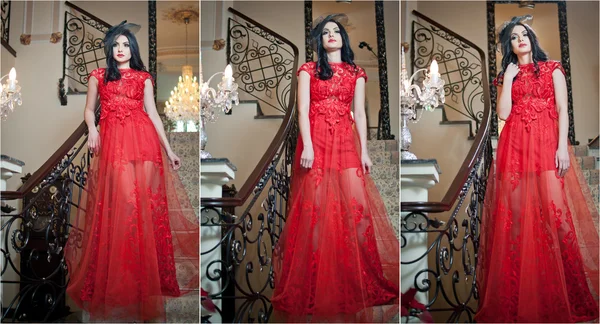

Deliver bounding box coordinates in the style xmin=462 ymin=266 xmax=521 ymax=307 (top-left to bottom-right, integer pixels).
xmin=166 ymin=293 xmax=199 ymax=323
xmin=573 ymin=145 xmax=588 ymax=157
xmin=576 ymin=156 xmax=597 ymax=170
xmin=583 ymin=169 xmax=599 ymax=185
xmin=589 ymin=148 xmax=599 ymax=158
xmin=368 ymin=128 xmax=378 ymax=140
xmin=370 ymin=151 xmax=400 ymax=165
xmin=371 ymin=164 xmax=399 ymax=180
xmin=368 ymin=140 xmax=399 ymax=154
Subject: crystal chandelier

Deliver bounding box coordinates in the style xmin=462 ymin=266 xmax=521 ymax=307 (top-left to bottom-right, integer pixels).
xmin=164 ymin=17 xmax=200 ymax=124
xmin=1 ymin=68 xmax=22 ymax=121
xmin=400 ymin=44 xmax=445 ymax=160
xmin=199 ymin=52 xmax=239 ymax=159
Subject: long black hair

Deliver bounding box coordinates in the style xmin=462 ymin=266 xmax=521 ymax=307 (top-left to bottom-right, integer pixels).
xmin=497 ymin=16 xmax=548 ymax=80
xmin=310 ymin=14 xmax=356 ymax=80
xmin=102 ymin=21 xmax=147 ymax=83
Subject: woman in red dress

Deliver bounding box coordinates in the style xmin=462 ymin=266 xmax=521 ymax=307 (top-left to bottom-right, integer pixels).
xmin=64 ymin=21 xmax=199 ymax=322
xmin=270 ymin=15 xmax=399 ymax=322
xmin=476 ymin=16 xmax=599 ymax=323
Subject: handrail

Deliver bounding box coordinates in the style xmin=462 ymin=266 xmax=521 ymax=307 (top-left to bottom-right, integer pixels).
xmin=400 ymin=10 xmax=491 ymax=213
xmin=1 ymin=2 xmax=112 ymax=200
xmin=63 ymin=1 xmax=111 ymax=30
xmin=200 ymin=7 xmax=299 ymax=208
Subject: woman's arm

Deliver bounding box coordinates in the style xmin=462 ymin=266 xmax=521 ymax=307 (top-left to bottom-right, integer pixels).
xmin=143 ymin=79 xmax=181 ymax=170
xmin=353 ymin=77 xmax=372 ymax=173
xmin=552 ymin=68 xmax=570 ymax=176
xmin=353 ymin=77 xmax=368 ymax=155
xmin=496 ymin=80 xmax=514 ymax=120
xmin=297 ymin=71 xmax=314 ymax=169
xmin=85 ymin=76 xmax=100 ymax=153
xmin=496 ymin=63 xmax=520 ymax=120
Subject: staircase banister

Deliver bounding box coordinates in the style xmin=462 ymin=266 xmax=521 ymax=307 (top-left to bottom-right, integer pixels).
xmin=64 ymin=1 xmax=111 ymax=29
xmin=1 ymin=122 xmax=88 ymax=200
xmin=401 ymin=10 xmax=491 ymax=214
xmin=200 ymin=7 xmax=299 ymax=208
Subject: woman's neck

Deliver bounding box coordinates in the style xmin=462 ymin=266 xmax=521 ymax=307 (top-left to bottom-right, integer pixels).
xmin=117 ymin=62 xmax=131 ymax=69
xmin=326 ymin=51 xmax=342 ymax=63
xmin=517 ymin=53 xmax=532 ymax=65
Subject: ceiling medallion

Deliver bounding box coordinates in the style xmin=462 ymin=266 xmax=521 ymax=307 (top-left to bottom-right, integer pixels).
xmin=163 ymin=6 xmax=199 ymax=24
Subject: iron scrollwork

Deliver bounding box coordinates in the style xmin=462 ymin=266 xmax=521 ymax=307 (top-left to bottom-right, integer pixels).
xmin=200 ymin=126 xmax=296 ymax=322
xmin=401 ymin=133 xmax=491 ymax=322
xmin=1 ymin=0 xmax=10 ymax=44
xmin=1 ymin=136 xmax=93 ymax=322
xmin=486 ymin=0 xmax=576 ymax=144
xmin=58 ymin=9 xmax=106 ymax=105
xmin=227 ymin=18 xmax=295 ymax=117
xmin=412 ymin=20 xmax=484 ymax=139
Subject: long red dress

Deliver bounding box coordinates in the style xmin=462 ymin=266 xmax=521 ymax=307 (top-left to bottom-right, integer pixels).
xmin=476 ymin=61 xmax=599 ymax=322
xmin=271 ymin=62 xmax=400 ymax=322
xmin=65 ymin=68 xmax=200 ymax=322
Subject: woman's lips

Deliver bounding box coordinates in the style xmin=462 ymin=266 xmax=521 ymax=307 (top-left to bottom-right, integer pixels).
xmin=328 ymin=39 xmax=336 ymax=43
xmin=117 ymin=54 xmax=125 ymax=57
xmin=519 ymin=44 xmax=527 ymax=48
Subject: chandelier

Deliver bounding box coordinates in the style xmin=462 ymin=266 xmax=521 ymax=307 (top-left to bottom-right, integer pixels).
xmin=199 ymin=52 xmax=239 ymax=159
xmin=1 ymin=68 xmax=22 ymax=121
xmin=164 ymin=16 xmax=199 ymax=124
xmin=400 ymin=44 xmax=445 ymax=160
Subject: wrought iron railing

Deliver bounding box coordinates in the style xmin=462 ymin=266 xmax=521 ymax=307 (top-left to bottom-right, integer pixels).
xmin=200 ymin=7 xmax=299 ymax=323
xmin=58 ymin=1 xmax=110 ymax=106
xmin=401 ymin=11 xmax=493 ymax=322
xmin=411 ymin=12 xmax=485 ymax=140
xmin=226 ymin=12 xmax=295 ymax=117
xmin=1 ymin=132 xmax=93 ymax=322
xmin=1 ymin=0 xmax=15 ymax=56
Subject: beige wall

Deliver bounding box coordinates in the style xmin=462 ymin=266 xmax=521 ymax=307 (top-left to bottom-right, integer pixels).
xmin=567 ymin=1 xmax=599 ymax=144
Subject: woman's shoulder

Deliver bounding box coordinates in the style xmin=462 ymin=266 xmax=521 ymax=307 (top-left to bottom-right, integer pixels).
xmin=90 ymin=67 xmax=106 ymax=79
xmin=540 ymin=60 xmax=565 ymax=76
xmin=298 ymin=61 xmax=317 ymax=75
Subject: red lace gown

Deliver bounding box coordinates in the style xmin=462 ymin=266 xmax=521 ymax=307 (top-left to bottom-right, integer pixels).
xmin=65 ymin=68 xmax=200 ymax=322
xmin=476 ymin=61 xmax=599 ymax=322
xmin=271 ymin=62 xmax=400 ymax=322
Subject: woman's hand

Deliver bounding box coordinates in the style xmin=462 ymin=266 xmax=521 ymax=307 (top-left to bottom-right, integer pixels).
xmin=301 ymin=145 xmax=314 ymax=169
xmin=361 ymin=152 xmax=373 ymax=174
xmin=167 ymin=151 xmax=181 ymax=170
xmin=87 ymin=128 xmax=100 ymax=155
xmin=555 ymin=146 xmax=570 ymax=177
xmin=504 ymin=63 xmax=520 ymax=80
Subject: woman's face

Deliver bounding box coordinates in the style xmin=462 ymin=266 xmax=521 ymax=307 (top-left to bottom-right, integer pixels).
xmin=321 ymin=21 xmax=343 ymax=51
xmin=510 ymin=25 xmax=531 ymax=55
xmin=112 ymin=35 xmax=131 ymax=63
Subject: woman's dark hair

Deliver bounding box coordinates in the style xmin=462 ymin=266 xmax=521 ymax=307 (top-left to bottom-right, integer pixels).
xmin=497 ymin=16 xmax=548 ymax=80
xmin=310 ymin=14 xmax=356 ymax=80
xmin=102 ymin=21 xmax=147 ymax=83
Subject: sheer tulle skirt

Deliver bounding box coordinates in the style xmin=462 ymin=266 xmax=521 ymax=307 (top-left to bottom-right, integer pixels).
xmin=65 ymin=114 xmax=199 ymax=322
xmin=476 ymin=116 xmax=599 ymax=323
xmin=271 ymin=116 xmax=399 ymax=322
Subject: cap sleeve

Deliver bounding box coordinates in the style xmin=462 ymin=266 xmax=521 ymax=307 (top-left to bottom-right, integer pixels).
xmin=356 ymin=66 xmax=367 ymax=82
xmin=297 ymin=62 xmax=315 ymax=77
xmin=549 ymin=60 xmax=566 ymax=76
xmin=89 ymin=68 xmax=103 ymax=82
xmin=144 ymin=71 xmax=155 ymax=87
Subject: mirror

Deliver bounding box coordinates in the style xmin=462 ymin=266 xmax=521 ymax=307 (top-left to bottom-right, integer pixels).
xmin=487 ymin=0 xmax=576 ymax=143
xmin=305 ymin=1 xmax=393 ymax=140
